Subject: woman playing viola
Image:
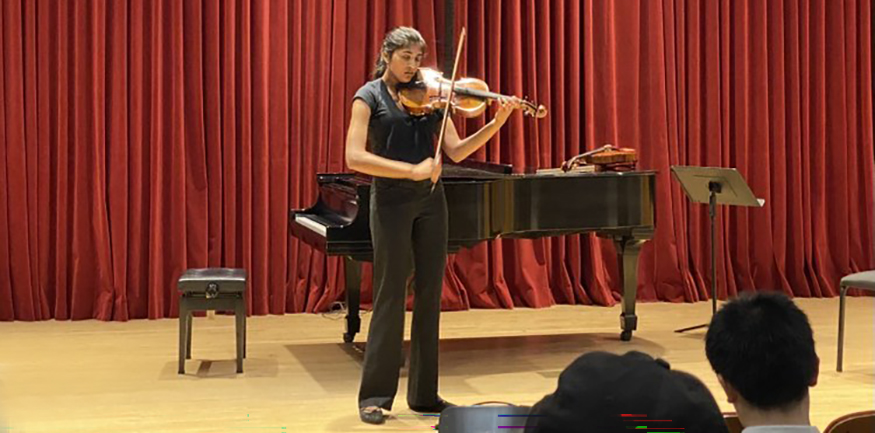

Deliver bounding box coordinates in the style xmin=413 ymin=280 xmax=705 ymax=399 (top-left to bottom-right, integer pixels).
xmin=345 ymin=26 xmax=521 ymax=425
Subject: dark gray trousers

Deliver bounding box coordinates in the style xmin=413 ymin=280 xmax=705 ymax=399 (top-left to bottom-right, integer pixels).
xmin=358 ymin=178 xmax=448 ymax=411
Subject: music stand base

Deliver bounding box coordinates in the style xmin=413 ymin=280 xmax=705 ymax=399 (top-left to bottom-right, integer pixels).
xmin=674 ymin=181 xmax=721 ymax=336
xmin=674 ymin=323 xmax=708 ymax=333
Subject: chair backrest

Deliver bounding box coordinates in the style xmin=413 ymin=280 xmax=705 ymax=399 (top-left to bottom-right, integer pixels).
xmin=723 ymin=412 xmax=743 ymax=433
xmin=824 ymin=410 xmax=875 ymax=433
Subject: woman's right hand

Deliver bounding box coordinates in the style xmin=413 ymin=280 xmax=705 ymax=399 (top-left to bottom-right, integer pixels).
xmin=410 ymin=158 xmax=441 ymax=181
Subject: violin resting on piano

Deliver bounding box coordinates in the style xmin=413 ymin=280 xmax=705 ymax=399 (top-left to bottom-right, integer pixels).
xmin=289 ymin=160 xmax=656 ymax=343
xmin=561 ymin=144 xmax=639 ymax=172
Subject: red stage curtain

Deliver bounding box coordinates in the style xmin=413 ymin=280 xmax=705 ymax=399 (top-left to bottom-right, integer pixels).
xmin=581 ymin=0 xmax=874 ymax=304
xmin=0 ymin=0 xmax=870 ymax=321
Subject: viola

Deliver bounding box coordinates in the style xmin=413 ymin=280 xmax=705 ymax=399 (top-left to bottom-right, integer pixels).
xmin=397 ymin=68 xmax=547 ymax=119
xmin=561 ymin=144 xmax=638 ymax=172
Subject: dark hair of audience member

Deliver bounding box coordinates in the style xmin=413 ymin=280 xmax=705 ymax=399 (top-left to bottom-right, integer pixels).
xmin=705 ymin=292 xmax=818 ymax=410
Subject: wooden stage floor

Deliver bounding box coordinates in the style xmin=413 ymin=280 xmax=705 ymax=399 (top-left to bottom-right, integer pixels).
xmin=1 ymin=297 xmax=872 ymax=432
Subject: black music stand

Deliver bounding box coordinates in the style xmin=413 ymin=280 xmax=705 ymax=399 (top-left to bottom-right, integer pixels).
xmin=671 ymin=166 xmax=764 ymax=333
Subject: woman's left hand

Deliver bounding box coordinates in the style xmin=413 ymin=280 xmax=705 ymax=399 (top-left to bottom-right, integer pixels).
xmin=494 ymin=96 xmax=522 ymax=125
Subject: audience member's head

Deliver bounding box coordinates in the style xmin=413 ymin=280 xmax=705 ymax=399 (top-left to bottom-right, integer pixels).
xmin=705 ymin=291 xmax=819 ymax=427
xmin=527 ymin=350 xmax=729 ymax=433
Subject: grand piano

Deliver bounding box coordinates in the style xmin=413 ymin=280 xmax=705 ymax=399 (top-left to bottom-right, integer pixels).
xmin=289 ymin=161 xmax=656 ymax=342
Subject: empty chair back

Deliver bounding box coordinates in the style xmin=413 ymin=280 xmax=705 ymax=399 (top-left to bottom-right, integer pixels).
xmin=824 ymin=410 xmax=875 ymax=433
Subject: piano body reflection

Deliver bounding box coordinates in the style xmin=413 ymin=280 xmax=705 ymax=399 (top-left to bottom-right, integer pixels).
xmin=289 ymin=162 xmax=656 ymax=342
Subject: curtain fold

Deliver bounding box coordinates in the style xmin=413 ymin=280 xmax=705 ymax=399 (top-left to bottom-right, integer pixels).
xmin=0 ymin=0 xmax=870 ymax=321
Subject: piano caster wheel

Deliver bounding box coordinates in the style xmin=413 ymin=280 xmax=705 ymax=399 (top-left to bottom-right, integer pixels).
xmin=343 ymin=333 xmax=355 ymax=343
xmin=620 ymin=330 xmax=632 ymax=341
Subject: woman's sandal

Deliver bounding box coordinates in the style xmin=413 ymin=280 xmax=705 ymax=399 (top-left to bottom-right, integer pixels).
xmin=359 ymin=406 xmax=385 ymax=425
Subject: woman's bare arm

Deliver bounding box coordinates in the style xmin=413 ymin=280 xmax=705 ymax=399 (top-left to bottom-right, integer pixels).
xmin=345 ymin=99 xmax=435 ymax=180
xmin=440 ymin=97 xmax=521 ymax=163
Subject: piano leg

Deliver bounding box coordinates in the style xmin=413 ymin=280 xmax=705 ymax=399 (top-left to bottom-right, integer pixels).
xmin=614 ymin=236 xmax=645 ymax=341
xmin=343 ymin=256 xmax=362 ymax=343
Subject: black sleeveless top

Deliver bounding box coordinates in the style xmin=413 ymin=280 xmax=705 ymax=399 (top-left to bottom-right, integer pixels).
xmin=353 ymin=79 xmax=444 ymax=165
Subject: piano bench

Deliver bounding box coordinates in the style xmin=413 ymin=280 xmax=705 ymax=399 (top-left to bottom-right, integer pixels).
xmin=177 ymin=268 xmax=247 ymax=374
